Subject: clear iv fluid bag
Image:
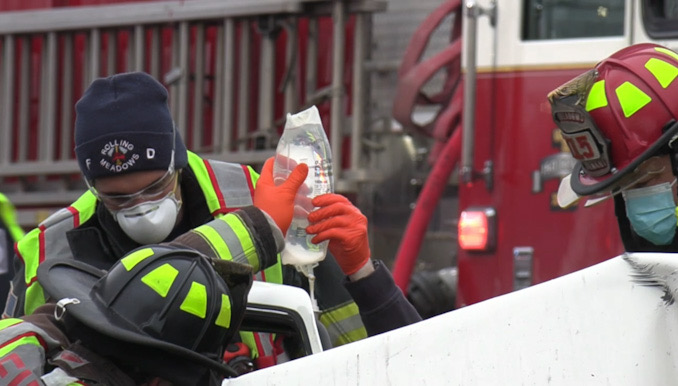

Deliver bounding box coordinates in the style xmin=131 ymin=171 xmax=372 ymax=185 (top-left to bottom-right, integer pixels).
xmin=273 ymin=105 xmax=334 ymax=266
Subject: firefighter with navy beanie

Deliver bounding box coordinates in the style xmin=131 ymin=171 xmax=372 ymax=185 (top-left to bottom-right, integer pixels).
xmin=549 ymin=43 xmax=678 ymax=252
xmin=5 ymin=71 xmax=420 ymax=368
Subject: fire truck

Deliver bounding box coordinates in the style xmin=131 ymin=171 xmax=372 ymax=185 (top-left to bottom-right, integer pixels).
xmin=2 ymin=0 xmax=678 ymax=319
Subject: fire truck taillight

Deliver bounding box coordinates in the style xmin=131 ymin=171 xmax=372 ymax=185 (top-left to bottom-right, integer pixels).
xmin=458 ymin=208 xmax=496 ymax=252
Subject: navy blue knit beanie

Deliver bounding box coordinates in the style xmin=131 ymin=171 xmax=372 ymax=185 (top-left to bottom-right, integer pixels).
xmin=74 ymin=72 xmax=188 ymax=181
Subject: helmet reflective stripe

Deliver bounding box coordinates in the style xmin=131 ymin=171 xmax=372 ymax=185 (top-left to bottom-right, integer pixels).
xmin=137 ymin=260 xmax=232 ymax=327
xmin=215 ymin=294 xmax=232 ymax=328
xmin=180 ymin=282 xmax=207 ymax=318
xmin=141 ymin=263 xmax=179 ymax=297
xmin=585 ymin=80 xmax=608 ymax=111
xmin=615 ymin=81 xmax=651 ymax=118
xmin=586 ymin=58 xmax=678 ymax=116
xmin=121 ymin=248 xmax=154 ymax=271
xmin=656 ymin=47 xmax=678 ymax=62
xmin=645 ymin=58 xmax=678 ymax=88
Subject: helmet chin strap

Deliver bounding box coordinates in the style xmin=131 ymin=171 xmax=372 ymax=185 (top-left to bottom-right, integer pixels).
xmin=664 ymin=120 xmax=678 ymax=185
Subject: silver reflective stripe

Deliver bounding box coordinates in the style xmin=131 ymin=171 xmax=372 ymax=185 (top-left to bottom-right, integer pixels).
xmin=0 ymin=230 xmax=7 ymax=275
xmin=323 ymin=312 xmax=365 ymax=344
xmin=276 ymin=349 xmax=290 ymax=364
xmin=210 ymin=217 xmax=248 ymax=266
xmin=0 ymin=322 xmax=63 ymax=383
xmin=0 ymin=321 xmax=62 ymax=348
xmin=0 ymin=345 xmax=44 ymax=381
xmin=39 ymin=207 xmax=74 ymax=228
xmin=253 ymin=272 xmax=264 ymax=282
xmin=209 ymin=161 xmax=253 ymax=207
xmin=257 ymin=332 xmax=274 ymax=356
xmin=43 ymin=220 xmax=76 ymax=261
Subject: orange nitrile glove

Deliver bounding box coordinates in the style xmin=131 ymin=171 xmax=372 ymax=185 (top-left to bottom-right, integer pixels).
xmin=254 ymin=157 xmax=308 ymax=235
xmin=306 ymin=194 xmax=370 ymax=275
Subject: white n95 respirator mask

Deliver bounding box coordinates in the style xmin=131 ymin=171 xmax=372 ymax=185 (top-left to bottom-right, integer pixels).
xmin=114 ymin=193 xmax=182 ymax=244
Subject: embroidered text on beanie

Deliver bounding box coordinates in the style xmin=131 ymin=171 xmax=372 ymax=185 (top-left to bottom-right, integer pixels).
xmin=74 ymin=72 xmax=188 ymax=181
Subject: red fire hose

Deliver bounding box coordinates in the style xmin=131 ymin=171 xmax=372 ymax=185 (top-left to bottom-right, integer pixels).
xmin=392 ymin=125 xmax=461 ymax=293
xmin=390 ymin=0 xmax=463 ymax=294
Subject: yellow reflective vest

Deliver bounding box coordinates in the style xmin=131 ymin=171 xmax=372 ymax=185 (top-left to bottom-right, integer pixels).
xmin=12 ymin=151 xmax=366 ymax=351
xmin=0 ymin=193 xmax=24 ymax=244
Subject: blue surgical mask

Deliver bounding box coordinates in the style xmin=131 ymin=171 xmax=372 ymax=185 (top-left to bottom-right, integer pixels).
xmin=622 ymin=179 xmax=678 ymax=245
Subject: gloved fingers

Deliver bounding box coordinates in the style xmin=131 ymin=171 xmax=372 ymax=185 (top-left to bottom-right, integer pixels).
xmin=271 ymin=155 xmax=300 ymax=185
xmin=309 ymin=227 xmax=352 ymax=245
xmin=281 ymin=163 xmax=309 ymax=192
xmin=306 ymin=216 xmax=357 ymax=235
xmin=307 ymin=201 xmax=361 ymax=223
xmin=312 ymin=193 xmax=350 ymax=207
xmin=259 ymin=157 xmax=275 ymax=186
xmin=253 ymin=158 xmax=306 ymax=237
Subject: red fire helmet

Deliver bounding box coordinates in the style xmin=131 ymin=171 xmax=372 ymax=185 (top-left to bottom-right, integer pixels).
xmin=548 ymin=43 xmax=678 ymax=197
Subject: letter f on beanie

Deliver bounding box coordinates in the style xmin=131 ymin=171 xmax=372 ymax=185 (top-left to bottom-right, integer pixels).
xmin=74 ymin=72 xmax=188 ymax=181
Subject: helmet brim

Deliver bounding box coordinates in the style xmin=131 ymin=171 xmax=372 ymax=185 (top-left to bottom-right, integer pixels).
xmin=557 ymin=173 xmax=614 ymax=209
xmin=556 ymin=174 xmax=581 ymax=208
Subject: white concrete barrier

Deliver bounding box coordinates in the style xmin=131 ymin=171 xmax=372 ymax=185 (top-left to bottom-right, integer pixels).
xmin=224 ymin=253 xmax=678 ymax=385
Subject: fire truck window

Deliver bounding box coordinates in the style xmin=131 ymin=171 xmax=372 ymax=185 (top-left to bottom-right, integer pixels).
xmin=643 ymin=0 xmax=678 ymax=38
xmin=522 ymin=0 xmax=625 ymax=40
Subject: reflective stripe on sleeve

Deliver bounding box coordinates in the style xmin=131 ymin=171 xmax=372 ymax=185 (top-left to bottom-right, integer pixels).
xmin=222 ymin=215 xmax=258 ymax=269
xmin=193 ymin=223 xmax=236 ymax=262
xmin=318 ymin=301 xmax=368 ymax=347
xmin=0 ymin=334 xmax=44 ymax=358
xmin=0 ymin=321 xmax=56 ymax=358
xmin=192 ymin=215 xmax=261 ymax=271
xmin=0 ymin=319 xmax=22 ymax=330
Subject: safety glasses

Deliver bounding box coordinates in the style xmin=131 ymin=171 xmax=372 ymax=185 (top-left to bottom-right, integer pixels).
xmin=88 ymin=166 xmax=179 ymax=211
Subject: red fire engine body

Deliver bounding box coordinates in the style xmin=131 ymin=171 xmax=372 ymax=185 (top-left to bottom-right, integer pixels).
xmin=3 ymin=0 xmax=678 ymax=317
xmin=392 ymin=0 xmax=678 ymax=308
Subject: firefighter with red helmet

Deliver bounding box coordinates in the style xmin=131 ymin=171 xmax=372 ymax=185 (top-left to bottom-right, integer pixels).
xmin=549 ymin=43 xmax=678 ymax=251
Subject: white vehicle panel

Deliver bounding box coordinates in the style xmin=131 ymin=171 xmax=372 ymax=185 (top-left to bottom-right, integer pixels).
xmin=225 ymin=253 xmax=678 ymax=384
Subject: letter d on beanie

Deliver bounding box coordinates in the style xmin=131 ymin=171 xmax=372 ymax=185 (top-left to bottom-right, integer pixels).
xmin=74 ymin=72 xmax=188 ymax=181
